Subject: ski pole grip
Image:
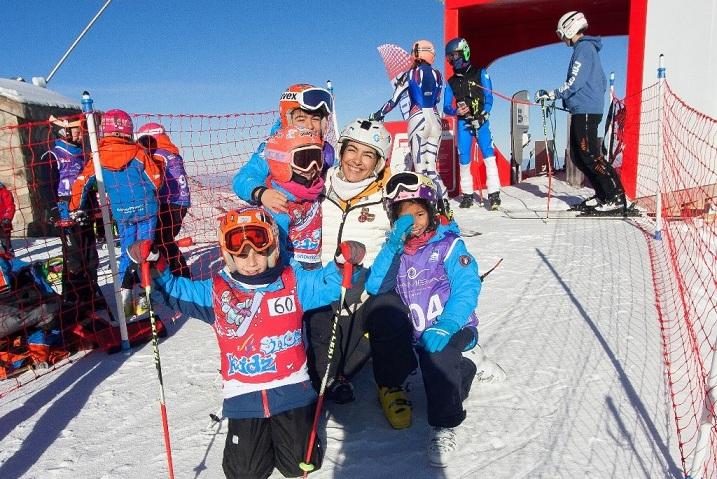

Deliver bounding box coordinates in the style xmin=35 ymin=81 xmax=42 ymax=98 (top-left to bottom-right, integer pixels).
xmin=141 ymin=262 xmax=151 ymax=289
xmin=342 ymin=263 xmax=353 ymax=289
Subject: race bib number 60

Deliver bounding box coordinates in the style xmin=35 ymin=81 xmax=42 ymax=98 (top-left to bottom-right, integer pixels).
xmin=267 ymin=295 xmax=297 ymax=316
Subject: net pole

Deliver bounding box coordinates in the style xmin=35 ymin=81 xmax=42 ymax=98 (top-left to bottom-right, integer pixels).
xmin=654 ymin=55 xmax=665 ymax=241
xmin=81 ymin=91 xmax=131 ymax=352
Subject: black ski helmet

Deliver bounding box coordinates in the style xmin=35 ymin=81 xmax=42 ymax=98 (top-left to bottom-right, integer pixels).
xmin=445 ymin=37 xmax=471 ymax=71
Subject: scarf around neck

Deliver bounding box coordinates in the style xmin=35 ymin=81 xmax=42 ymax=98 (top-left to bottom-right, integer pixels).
xmin=403 ymin=230 xmax=436 ymax=255
xmin=330 ymin=171 xmax=376 ymax=202
xmin=275 ymin=176 xmax=325 ymax=201
xmin=230 ymin=262 xmax=283 ymax=285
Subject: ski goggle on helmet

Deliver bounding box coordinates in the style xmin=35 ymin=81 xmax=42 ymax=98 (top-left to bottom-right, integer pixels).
xmin=218 ymin=207 xmax=277 ymax=255
xmin=556 ymin=11 xmax=588 ymax=41
xmin=265 ymin=127 xmax=324 ymax=182
xmin=279 ymin=84 xmax=333 ymax=124
xmin=412 ymin=40 xmax=435 ymax=64
xmin=384 ymin=171 xmax=438 ymax=205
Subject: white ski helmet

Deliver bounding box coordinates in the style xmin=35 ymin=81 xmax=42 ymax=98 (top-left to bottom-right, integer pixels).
xmin=556 ymin=11 xmax=588 ymax=41
xmin=338 ymin=119 xmax=392 ymax=175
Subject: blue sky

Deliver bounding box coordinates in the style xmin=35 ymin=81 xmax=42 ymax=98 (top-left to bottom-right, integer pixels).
xmin=5 ymin=0 xmax=626 ymax=160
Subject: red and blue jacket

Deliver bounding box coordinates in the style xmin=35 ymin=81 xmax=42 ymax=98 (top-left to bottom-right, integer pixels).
xmin=70 ymin=137 xmax=162 ymax=223
xmin=153 ymin=259 xmax=346 ymax=419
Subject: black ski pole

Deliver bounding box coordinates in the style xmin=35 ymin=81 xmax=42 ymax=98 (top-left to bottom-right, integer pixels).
xmin=480 ymin=258 xmax=503 ymax=282
xmin=299 ymin=263 xmax=354 ymax=477
xmin=140 ymin=262 xmax=176 ymax=479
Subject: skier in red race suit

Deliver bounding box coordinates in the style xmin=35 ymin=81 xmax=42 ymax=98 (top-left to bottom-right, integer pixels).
xmin=128 ymin=207 xmax=365 ymax=479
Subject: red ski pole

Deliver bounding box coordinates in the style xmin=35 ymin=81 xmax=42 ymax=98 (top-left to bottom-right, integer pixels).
xmin=299 ymin=263 xmax=353 ymax=477
xmin=141 ymin=262 xmax=176 ymax=479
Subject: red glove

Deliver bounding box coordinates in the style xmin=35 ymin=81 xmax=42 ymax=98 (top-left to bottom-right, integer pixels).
xmin=127 ymin=240 xmax=156 ymax=264
xmin=127 ymin=240 xmax=167 ymax=273
xmin=335 ymin=241 xmax=366 ymax=266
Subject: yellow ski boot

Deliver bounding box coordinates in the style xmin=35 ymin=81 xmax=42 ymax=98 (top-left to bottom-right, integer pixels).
xmin=378 ymin=386 xmax=412 ymax=429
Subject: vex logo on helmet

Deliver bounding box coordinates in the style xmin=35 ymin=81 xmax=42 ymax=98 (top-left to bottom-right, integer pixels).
xmin=280 ymin=92 xmax=297 ymax=101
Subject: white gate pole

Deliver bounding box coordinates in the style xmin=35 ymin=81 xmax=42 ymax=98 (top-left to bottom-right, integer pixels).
xmin=654 ymin=55 xmax=665 ymax=240
xmin=81 ymin=91 xmax=131 ymax=352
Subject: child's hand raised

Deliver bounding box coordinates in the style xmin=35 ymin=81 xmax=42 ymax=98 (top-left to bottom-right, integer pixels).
xmin=388 ymin=214 xmax=414 ymax=249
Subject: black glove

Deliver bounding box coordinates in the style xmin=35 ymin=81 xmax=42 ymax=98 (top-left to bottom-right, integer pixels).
xmin=369 ymin=110 xmax=384 ymax=122
xmin=535 ymin=89 xmax=555 ymax=103
xmin=0 ymin=219 xmax=11 ymax=235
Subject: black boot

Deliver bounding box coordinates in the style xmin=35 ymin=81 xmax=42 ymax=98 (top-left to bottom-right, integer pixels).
xmin=458 ymin=194 xmax=473 ymax=209
xmin=326 ymin=375 xmax=355 ymax=404
xmin=438 ymin=198 xmax=454 ymax=221
xmin=488 ymin=192 xmax=501 ymax=210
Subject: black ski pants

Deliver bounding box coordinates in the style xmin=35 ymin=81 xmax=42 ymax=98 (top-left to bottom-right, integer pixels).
xmin=155 ymin=203 xmax=190 ymax=278
xmin=222 ymin=403 xmax=323 ymax=479
xmin=569 ymin=113 xmax=625 ymax=202
xmin=59 ymin=221 xmax=102 ymax=310
xmin=418 ymin=328 xmax=477 ymax=428
xmin=305 ymin=289 xmax=417 ymax=390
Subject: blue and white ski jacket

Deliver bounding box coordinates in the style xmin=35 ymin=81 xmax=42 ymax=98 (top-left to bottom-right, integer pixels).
xmin=377 ymin=63 xmax=443 ymax=117
xmin=366 ymin=222 xmax=481 ymax=333
xmin=553 ymin=36 xmax=607 ymax=115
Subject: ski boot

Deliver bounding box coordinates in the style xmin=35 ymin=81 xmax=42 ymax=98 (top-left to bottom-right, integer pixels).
xmin=568 ymin=195 xmax=599 ymax=212
xmin=591 ymin=194 xmax=627 ymax=216
xmin=135 ymin=293 xmax=150 ymax=317
xmin=120 ymin=288 xmax=134 ymax=319
xmin=428 ymin=426 xmax=458 ymax=467
xmin=458 ymin=194 xmax=473 ymax=209
xmin=326 ymin=375 xmax=355 ymax=404
xmin=378 ymin=385 xmax=412 ymax=429
xmin=487 ymin=192 xmax=501 ymax=211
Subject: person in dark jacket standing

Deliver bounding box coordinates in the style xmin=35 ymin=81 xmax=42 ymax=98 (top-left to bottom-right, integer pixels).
xmin=536 ymin=11 xmax=627 ymax=214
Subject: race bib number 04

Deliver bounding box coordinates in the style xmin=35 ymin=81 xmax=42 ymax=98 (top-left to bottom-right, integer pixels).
xmin=267 ymin=295 xmax=297 ymax=316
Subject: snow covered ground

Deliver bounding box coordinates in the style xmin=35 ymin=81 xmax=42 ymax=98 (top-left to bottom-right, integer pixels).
xmin=0 ymin=177 xmax=682 ymax=478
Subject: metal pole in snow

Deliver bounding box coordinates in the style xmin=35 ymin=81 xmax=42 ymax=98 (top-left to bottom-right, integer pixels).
xmin=654 ymin=55 xmax=665 ymax=241
xmin=81 ymin=91 xmax=131 ymax=352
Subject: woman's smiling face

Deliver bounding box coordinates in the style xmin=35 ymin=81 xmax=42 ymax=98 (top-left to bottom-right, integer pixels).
xmin=340 ymin=140 xmax=380 ymax=182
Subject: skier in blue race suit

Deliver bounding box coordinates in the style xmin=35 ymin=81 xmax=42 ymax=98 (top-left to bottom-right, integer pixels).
xmin=366 ymin=171 xmax=481 ymax=468
xmin=370 ymin=40 xmax=448 ymax=206
xmin=443 ymin=37 xmax=501 ymax=210
xmin=127 ymin=207 xmax=365 ymax=479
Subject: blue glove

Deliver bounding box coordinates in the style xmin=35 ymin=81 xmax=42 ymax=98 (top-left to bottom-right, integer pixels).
xmin=421 ymin=317 xmax=462 ymax=353
xmin=387 ymin=214 xmax=414 ymax=250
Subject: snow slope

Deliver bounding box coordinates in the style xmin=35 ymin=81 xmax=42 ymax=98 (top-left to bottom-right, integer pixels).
xmin=0 ymin=177 xmax=682 ymax=479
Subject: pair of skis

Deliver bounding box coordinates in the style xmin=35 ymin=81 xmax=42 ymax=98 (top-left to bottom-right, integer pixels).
xmin=500 ymin=203 xmax=641 ymax=220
